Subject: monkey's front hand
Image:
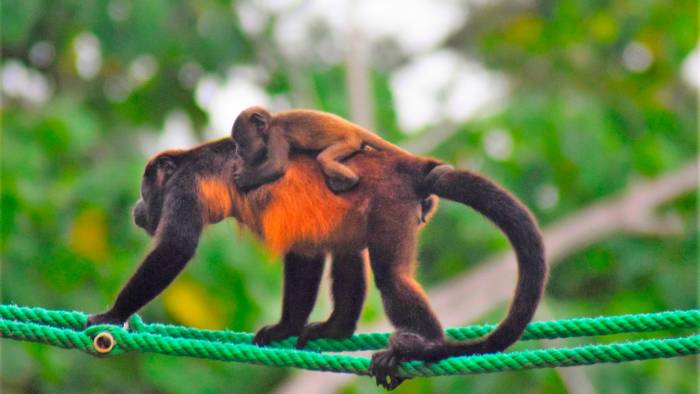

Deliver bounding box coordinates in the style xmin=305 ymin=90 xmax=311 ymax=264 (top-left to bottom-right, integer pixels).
xmin=253 ymin=323 xmax=302 ymax=346
xmin=86 ymin=311 xmax=128 ymax=327
xmin=234 ymin=168 xmax=276 ymax=192
xmin=233 ymin=169 xmax=260 ymax=191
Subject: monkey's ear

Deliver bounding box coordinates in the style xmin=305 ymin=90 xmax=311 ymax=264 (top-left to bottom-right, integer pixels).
xmin=250 ymin=111 xmax=269 ymax=134
xmin=156 ymin=155 xmax=177 ymax=178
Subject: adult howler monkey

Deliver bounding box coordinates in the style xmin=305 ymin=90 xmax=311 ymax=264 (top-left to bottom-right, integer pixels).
xmin=87 ymin=138 xmax=546 ymax=390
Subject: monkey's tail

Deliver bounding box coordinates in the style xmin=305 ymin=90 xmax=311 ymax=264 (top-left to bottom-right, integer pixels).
xmin=422 ymin=164 xmax=548 ymax=360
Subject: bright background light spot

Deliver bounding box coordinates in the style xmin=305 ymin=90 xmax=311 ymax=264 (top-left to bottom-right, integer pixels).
xmin=622 ymin=42 xmax=653 ymax=73
xmin=129 ymin=55 xmax=158 ymax=85
xmin=483 ymin=128 xmax=514 ymax=161
xmin=391 ymin=50 xmax=508 ymax=132
xmin=681 ymin=44 xmax=699 ymax=88
xmin=73 ymin=32 xmax=102 ymax=80
xmin=141 ymin=110 xmax=198 ymax=156
xmin=195 ymin=67 xmax=272 ymax=138
xmin=536 ymin=183 xmax=560 ymax=211
xmin=1 ymin=60 xmax=53 ymax=106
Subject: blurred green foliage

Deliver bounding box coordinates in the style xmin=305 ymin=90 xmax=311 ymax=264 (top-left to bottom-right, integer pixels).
xmin=1 ymin=0 xmax=697 ymax=393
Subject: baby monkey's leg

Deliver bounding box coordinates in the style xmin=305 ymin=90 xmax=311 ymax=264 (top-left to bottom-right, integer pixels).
xmin=316 ymin=138 xmax=363 ymax=192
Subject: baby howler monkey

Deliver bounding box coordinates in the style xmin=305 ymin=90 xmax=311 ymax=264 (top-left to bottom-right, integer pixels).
xmin=231 ymin=106 xmax=412 ymax=192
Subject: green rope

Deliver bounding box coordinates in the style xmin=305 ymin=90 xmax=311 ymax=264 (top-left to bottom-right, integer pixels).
xmin=1 ymin=304 xmax=698 ymax=377
xmin=3 ymin=305 xmax=698 ymax=352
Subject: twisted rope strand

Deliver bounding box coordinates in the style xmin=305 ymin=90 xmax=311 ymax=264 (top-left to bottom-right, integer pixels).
xmin=1 ymin=305 xmax=697 ymax=352
xmin=2 ymin=314 xmax=697 ymax=377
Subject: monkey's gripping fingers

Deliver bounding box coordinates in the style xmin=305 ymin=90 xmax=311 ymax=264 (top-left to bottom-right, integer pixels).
xmin=253 ymin=322 xmax=302 ymax=346
xmin=296 ymin=321 xmax=355 ymax=349
xmin=369 ymin=350 xmax=406 ymax=390
xmin=233 ymin=170 xmax=261 ymax=191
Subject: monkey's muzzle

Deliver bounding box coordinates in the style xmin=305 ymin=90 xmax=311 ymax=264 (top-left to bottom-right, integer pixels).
xmin=132 ymin=200 xmax=149 ymax=231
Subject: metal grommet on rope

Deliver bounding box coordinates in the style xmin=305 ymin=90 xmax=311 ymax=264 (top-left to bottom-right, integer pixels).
xmin=93 ymin=331 xmax=115 ymax=354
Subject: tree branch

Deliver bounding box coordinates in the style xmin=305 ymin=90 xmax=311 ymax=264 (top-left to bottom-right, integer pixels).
xmin=345 ymin=8 xmax=374 ymax=130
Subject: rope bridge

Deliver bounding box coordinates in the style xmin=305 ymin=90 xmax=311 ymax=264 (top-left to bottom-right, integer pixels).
xmin=1 ymin=304 xmax=698 ymax=377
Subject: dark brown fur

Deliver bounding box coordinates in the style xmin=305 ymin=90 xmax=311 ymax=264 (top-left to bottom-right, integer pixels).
xmin=88 ymin=138 xmax=547 ymax=390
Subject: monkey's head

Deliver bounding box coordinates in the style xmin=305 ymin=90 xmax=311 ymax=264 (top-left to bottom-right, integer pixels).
xmin=231 ymin=106 xmax=272 ymax=165
xmin=133 ymin=151 xmax=184 ymax=236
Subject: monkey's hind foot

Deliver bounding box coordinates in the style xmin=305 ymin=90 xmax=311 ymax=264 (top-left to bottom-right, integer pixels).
xmin=296 ymin=321 xmax=355 ymax=349
xmin=326 ymin=175 xmax=359 ymax=193
xmin=253 ymin=323 xmax=302 ymax=346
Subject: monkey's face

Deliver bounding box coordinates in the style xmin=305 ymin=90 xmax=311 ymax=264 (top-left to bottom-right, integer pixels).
xmin=133 ymin=153 xmax=179 ymax=236
xmin=231 ymin=106 xmax=271 ymax=165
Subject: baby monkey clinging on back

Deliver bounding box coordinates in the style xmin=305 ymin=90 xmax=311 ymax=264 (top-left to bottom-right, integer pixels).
xmin=231 ymin=106 xmax=411 ymax=192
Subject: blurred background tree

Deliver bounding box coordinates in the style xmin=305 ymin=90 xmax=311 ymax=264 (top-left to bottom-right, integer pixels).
xmin=1 ymin=1 xmax=697 ymax=393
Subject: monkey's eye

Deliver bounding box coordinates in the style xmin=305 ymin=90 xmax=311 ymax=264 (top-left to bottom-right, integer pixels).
xmin=250 ymin=113 xmax=264 ymax=126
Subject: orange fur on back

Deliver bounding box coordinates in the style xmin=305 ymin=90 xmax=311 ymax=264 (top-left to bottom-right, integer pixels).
xmin=260 ymin=159 xmax=352 ymax=254
xmin=197 ymin=177 xmax=232 ymax=223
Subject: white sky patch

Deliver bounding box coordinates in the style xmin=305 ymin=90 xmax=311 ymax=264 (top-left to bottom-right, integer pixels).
xmin=73 ymin=32 xmax=102 ymax=80
xmin=483 ymin=128 xmax=513 ymax=161
xmin=235 ymin=1 xmax=268 ymax=35
xmin=273 ymin=2 xmax=335 ymax=61
xmin=622 ymin=42 xmax=653 ymax=73
xmin=195 ymin=67 xmax=271 ymax=139
xmin=681 ymin=44 xmax=699 ymax=89
xmin=444 ymin=61 xmax=508 ymax=122
xmin=536 ymin=183 xmax=559 ymax=211
xmin=390 ymin=52 xmax=453 ymax=131
xmin=256 ymin=0 xmax=301 ymax=13
xmin=1 ymin=59 xmax=53 ymax=106
xmin=354 ymin=0 xmax=464 ymax=54
xmin=391 ymin=50 xmax=509 ymax=131
xmin=226 ymin=1 xmax=492 ymax=134
xmin=140 ymin=110 xmax=198 ymax=156
xmin=268 ymin=0 xmax=465 ymax=61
